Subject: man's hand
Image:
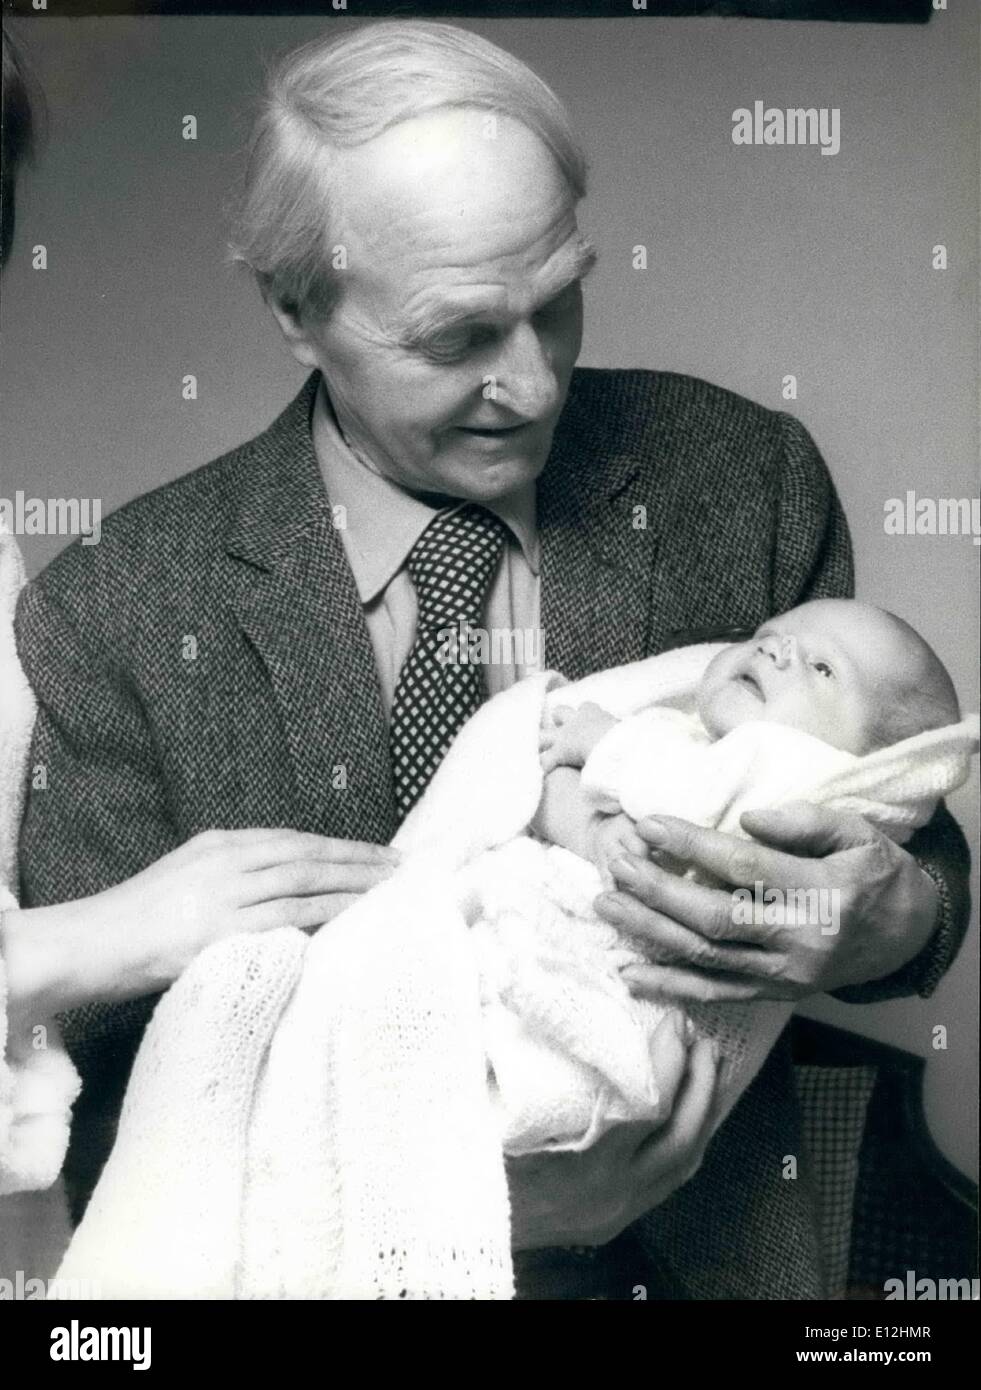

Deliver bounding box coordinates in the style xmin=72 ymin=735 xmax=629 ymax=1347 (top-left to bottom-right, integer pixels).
xmin=507 ymin=1012 xmax=718 ymax=1249
xmin=540 ymin=702 xmax=618 ymax=773
xmin=594 ymin=803 xmax=939 ymax=1003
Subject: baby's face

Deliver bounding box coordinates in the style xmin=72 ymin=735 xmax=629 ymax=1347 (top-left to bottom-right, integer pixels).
xmin=696 ymin=601 xmax=912 ymax=755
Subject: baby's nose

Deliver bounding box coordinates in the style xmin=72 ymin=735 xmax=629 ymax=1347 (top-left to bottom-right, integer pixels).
xmin=757 ymin=634 xmax=796 ymax=668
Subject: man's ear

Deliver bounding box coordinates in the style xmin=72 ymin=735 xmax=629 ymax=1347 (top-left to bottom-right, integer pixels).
xmin=266 ymin=295 xmax=322 ymax=370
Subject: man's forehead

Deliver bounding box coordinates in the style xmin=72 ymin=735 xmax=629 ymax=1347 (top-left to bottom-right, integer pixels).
xmin=329 ymin=114 xmax=585 ymax=324
xmin=389 ymin=230 xmax=592 ymax=326
xmin=332 ymin=107 xmax=576 ymax=259
xmin=338 ymin=106 xmax=558 ymax=196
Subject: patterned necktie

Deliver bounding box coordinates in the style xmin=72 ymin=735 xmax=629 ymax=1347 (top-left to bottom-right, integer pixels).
xmin=391 ymin=503 xmax=509 ymax=819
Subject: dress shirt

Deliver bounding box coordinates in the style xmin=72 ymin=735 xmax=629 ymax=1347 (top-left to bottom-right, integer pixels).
xmin=311 ymin=378 xmax=542 ymax=720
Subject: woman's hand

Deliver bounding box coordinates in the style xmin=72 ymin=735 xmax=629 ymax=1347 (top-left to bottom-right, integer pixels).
xmin=507 ymin=1011 xmax=719 ymax=1250
xmin=1 ymin=828 xmax=399 ymax=1020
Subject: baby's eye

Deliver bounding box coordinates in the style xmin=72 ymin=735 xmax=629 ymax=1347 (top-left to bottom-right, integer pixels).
xmin=811 ymin=660 xmax=834 ymax=678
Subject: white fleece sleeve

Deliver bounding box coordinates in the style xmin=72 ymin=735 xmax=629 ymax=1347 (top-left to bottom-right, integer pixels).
xmin=0 ymin=886 xmax=82 ymax=1196
xmin=580 ymin=707 xmax=724 ymax=824
xmin=0 ymin=534 xmax=81 ymax=1195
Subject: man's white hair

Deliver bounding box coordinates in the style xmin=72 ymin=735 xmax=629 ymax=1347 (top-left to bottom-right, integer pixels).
xmin=229 ymin=21 xmax=587 ymax=322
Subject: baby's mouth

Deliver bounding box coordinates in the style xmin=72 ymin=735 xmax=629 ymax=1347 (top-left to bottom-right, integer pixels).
xmin=736 ymin=670 xmax=766 ymax=702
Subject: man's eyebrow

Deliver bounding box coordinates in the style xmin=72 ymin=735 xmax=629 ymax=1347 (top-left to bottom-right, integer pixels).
xmin=396 ymin=237 xmax=599 ymax=344
xmin=528 ymin=235 xmax=599 ymax=308
xmin=557 ymin=236 xmax=599 ymax=290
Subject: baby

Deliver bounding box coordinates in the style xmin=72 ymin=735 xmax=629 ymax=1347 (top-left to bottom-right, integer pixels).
xmin=467 ymin=596 xmax=976 ymax=1154
xmin=534 ymin=597 xmax=963 ymax=885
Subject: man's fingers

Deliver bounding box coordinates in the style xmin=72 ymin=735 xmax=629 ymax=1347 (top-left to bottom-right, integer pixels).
xmin=593 ymin=1012 xmax=691 ymax=1159
xmin=634 ymin=815 xmax=817 ymax=891
xmin=671 ymin=1035 xmax=721 ymax=1151
xmin=595 ymin=889 xmax=784 ymax=975
xmin=644 ymin=1010 xmax=690 ymax=1118
xmin=633 ymin=1036 xmax=718 ymax=1184
xmin=740 ymin=801 xmax=876 ymax=857
xmin=621 ymin=961 xmax=768 ymax=1004
xmin=607 ymin=857 xmax=777 ymax=946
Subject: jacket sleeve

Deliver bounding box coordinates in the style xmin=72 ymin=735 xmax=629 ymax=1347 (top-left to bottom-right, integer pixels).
xmin=13 ymin=571 xmax=180 ymax=1213
xmin=771 ymin=412 xmax=972 ymax=1002
xmin=14 ymin=576 xmax=180 ymax=909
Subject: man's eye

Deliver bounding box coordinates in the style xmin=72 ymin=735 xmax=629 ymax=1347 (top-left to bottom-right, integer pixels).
xmin=812 ymin=661 xmax=834 ymax=678
xmin=423 ymin=326 xmax=494 ymax=362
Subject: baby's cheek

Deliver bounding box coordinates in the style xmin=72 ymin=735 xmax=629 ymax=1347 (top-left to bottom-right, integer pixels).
xmin=698 ymin=680 xmax=742 ymax=737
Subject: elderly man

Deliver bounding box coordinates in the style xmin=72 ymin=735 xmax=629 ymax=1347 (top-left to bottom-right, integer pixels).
xmin=15 ymin=22 xmax=969 ymax=1300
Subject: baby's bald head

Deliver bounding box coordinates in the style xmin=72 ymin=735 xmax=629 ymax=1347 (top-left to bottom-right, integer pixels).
xmin=864 ymin=608 xmax=960 ymax=750
xmin=698 ymin=598 xmax=961 ymax=756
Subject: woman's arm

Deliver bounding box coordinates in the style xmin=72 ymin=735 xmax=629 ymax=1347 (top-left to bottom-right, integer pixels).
xmin=0 ymin=828 xmax=401 ymax=1027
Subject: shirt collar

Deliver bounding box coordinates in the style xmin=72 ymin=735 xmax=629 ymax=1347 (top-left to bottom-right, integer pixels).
xmin=311 ymin=376 xmax=540 ymax=604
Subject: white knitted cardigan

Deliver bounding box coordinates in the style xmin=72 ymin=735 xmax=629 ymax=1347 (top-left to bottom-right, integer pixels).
xmin=53 ymin=640 xmax=978 ymax=1300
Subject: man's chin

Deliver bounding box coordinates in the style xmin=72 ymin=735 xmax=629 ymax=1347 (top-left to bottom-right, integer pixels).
xmin=440 ymin=449 xmax=548 ymax=502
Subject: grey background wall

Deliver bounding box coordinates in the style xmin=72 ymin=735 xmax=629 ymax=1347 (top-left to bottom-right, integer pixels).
xmin=1 ymin=10 xmax=977 ymax=1176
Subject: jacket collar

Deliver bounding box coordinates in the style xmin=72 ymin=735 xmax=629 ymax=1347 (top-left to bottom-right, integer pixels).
xmin=537 ymin=373 xmax=654 ymax=679
xmin=224 ymin=370 xmax=646 ymax=580
xmin=219 ymin=369 xmax=656 ymax=837
xmin=221 ymin=373 xmax=397 ymax=843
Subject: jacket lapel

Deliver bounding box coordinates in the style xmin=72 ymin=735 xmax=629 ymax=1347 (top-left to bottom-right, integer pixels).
xmin=538 ymin=378 xmax=656 ymax=680
xmin=220 ymin=373 xmax=397 ymax=844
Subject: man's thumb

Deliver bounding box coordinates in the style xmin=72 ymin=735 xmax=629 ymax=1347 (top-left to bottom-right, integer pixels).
xmin=740 ymin=801 xmax=873 ymax=856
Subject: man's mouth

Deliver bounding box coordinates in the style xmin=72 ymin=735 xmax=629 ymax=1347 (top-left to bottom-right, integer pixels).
xmin=455 ymin=428 xmax=528 ymax=439
xmin=456 ymin=423 xmax=531 ymax=438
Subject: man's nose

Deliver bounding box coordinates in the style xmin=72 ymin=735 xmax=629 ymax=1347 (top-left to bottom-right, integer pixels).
xmin=492 ymin=323 xmax=561 ymax=420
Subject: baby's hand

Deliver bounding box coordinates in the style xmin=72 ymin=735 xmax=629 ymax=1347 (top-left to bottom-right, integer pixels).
xmin=540 ymin=701 xmax=618 ymax=773
xmin=590 ymin=812 xmax=649 ymax=891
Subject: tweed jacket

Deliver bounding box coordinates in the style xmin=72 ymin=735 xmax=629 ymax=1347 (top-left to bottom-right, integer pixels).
xmin=14 ymin=368 xmax=971 ymax=1299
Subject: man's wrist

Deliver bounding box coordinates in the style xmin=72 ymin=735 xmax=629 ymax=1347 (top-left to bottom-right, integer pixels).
xmin=831 ymin=864 xmax=945 ymax=1005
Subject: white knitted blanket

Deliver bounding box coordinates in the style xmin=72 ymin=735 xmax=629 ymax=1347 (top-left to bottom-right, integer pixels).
xmin=54 ymin=642 xmax=978 ymax=1299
